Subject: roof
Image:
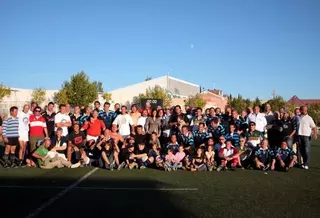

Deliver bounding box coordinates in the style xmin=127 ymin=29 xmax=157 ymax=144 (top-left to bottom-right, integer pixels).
xmin=287 ymin=95 xmax=320 ymax=106
xmin=200 ymin=90 xmax=226 ymax=100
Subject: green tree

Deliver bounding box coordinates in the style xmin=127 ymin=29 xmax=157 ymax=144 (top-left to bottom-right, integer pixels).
xmin=184 ymin=93 xmax=206 ymax=109
xmin=0 ymin=84 xmax=11 ymax=101
xmin=55 ymin=71 xmax=99 ymax=106
xmin=252 ymin=97 xmax=262 ymax=107
xmin=145 ymin=77 xmax=152 ymax=81
xmin=133 ymin=85 xmax=171 ymax=107
xmin=266 ymin=96 xmax=286 ymax=111
xmin=54 ymin=89 xmax=69 ymax=105
xmin=102 ymin=92 xmax=112 ymax=102
xmin=308 ymin=103 xmax=320 ymax=126
xmin=31 ymin=88 xmax=46 ymax=105
xmin=93 ymin=81 xmax=103 ymax=93
xmin=227 ymin=94 xmax=248 ymax=113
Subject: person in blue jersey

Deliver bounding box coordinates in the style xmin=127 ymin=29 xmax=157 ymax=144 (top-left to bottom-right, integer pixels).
xmin=178 ymin=125 xmax=194 ymax=149
xmin=253 ymin=139 xmax=275 ymax=171
xmin=99 ymin=102 xmax=117 ymax=130
xmin=231 ymin=110 xmax=241 ymax=131
xmin=2 ymin=106 xmax=19 ymax=168
xmin=208 ymin=117 xmax=226 ymax=142
xmin=190 ymin=107 xmax=206 ymax=132
xmin=225 ymin=124 xmax=240 ymax=147
xmin=192 ymin=122 xmax=210 ymax=148
xmin=205 ymin=107 xmax=216 ymax=127
xmin=166 ymin=134 xmax=179 ymax=154
xmin=79 ymin=106 xmax=92 ymax=127
xmin=273 ymin=141 xmax=297 ymax=172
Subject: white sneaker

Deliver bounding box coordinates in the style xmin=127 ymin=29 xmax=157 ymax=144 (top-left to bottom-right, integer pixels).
xmin=301 ymin=165 xmax=305 ymax=169
xmin=304 ymin=166 xmax=309 ymax=170
xmin=71 ymin=162 xmax=81 ymax=168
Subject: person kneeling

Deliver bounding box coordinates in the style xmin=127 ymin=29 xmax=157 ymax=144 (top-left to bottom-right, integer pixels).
xmin=217 ymin=140 xmax=239 ymax=171
xmin=273 ymin=141 xmax=297 ymax=172
xmin=33 ymin=138 xmax=80 ymax=169
xmin=253 ymin=139 xmax=274 ymax=171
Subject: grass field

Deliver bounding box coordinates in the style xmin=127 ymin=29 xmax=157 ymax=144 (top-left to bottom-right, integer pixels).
xmin=1 ymin=140 xmax=320 ymax=218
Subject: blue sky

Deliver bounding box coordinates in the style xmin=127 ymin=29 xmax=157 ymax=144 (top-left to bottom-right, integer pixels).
xmin=0 ymin=0 xmax=319 ymax=100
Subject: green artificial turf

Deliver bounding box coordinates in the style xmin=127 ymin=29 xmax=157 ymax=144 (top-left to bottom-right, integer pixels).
xmin=0 ymin=140 xmax=320 ymax=218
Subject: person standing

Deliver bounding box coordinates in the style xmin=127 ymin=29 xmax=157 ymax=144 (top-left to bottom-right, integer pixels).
xmin=18 ymin=104 xmax=30 ymax=166
xmin=99 ymin=102 xmax=117 ymax=130
xmin=54 ymin=104 xmax=72 ymax=137
xmin=42 ymin=102 xmax=56 ymax=138
xmin=130 ymin=104 xmax=141 ymax=127
xmin=281 ymin=110 xmax=297 ymax=148
xmin=247 ymin=106 xmax=267 ymax=134
xmin=112 ymin=105 xmax=134 ymax=139
xmin=29 ymin=106 xmax=49 ymax=154
xmin=2 ymin=106 xmax=19 ymax=168
xmin=298 ymin=106 xmax=317 ymax=170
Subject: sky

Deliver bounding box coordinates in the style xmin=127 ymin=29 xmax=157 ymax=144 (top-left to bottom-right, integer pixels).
xmin=0 ymin=0 xmax=319 ymax=100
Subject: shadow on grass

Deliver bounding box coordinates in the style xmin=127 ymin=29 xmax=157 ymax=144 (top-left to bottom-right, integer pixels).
xmin=0 ymin=176 xmax=195 ymax=218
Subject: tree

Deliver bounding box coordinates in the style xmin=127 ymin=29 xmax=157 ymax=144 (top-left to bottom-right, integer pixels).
xmin=93 ymin=81 xmax=103 ymax=93
xmin=133 ymin=85 xmax=172 ymax=107
xmin=31 ymin=88 xmax=46 ymax=105
xmin=308 ymin=103 xmax=320 ymax=126
xmin=184 ymin=93 xmax=206 ymax=109
xmin=0 ymin=84 xmax=11 ymax=101
xmin=252 ymin=97 xmax=261 ymax=107
xmin=102 ymin=92 xmax=112 ymax=102
xmin=145 ymin=77 xmax=152 ymax=81
xmin=54 ymin=89 xmax=69 ymax=105
xmin=54 ymin=71 xmax=99 ymax=106
xmin=227 ymin=94 xmax=248 ymax=113
xmin=266 ymin=96 xmax=286 ymax=111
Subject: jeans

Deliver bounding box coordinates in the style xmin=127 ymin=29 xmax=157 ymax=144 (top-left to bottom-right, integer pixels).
xmin=99 ymin=153 xmax=114 ymax=170
xmin=299 ymin=136 xmax=311 ymax=167
xmin=285 ymin=137 xmax=294 ymax=149
xmin=196 ymin=164 xmax=207 ymax=171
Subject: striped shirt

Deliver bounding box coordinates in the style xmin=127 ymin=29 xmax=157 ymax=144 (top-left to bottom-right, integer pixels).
xmin=178 ymin=132 xmax=194 ymax=147
xmin=99 ymin=110 xmax=117 ymax=129
xmin=225 ymin=132 xmax=240 ymax=147
xmin=208 ymin=125 xmax=226 ymax=141
xmin=3 ymin=116 xmax=19 ymax=138
xmin=79 ymin=114 xmax=90 ymax=126
xmin=192 ymin=130 xmax=210 ymax=147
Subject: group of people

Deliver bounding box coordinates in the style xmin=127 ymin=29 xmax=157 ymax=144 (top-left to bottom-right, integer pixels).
xmin=0 ymin=100 xmax=317 ymax=172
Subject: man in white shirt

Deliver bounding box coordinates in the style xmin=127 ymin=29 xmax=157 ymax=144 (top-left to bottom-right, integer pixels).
xmin=113 ymin=105 xmax=134 ymax=138
xmin=247 ymin=106 xmax=267 ymax=134
xmin=54 ymin=104 xmax=72 ymax=137
xmin=298 ymin=106 xmax=317 ymax=170
xmin=18 ymin=104 xmax=30 ymax=166
xmin=137 ymin=109 xmax=148 ymax=132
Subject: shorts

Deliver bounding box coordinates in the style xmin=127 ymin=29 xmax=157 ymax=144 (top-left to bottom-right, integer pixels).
xmin=6 ymin=137 xmax=19 ymax=146
xmin=19 ymin=131 xmax=29 ymax=142
xmin=86 ymin=135 xmax=99 ymax=143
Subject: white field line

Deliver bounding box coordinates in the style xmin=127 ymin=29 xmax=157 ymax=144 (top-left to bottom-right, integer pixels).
xmin=0 ymin=185 xmax=198 ymax=191
xmin=25 ymin=167 xmax=99 ymax=218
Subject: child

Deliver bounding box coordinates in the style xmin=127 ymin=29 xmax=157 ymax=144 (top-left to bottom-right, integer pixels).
xmin=164 ymin=149 xmax=176 ymax=171
xmin=122 ymin=144 xmax=138 ymax=169
xmin=191 ymin=148 xmax=207 ymax=172
xmin=149 ymin=132 xmax=161 ymax=149
xmin=217 ymin=139 xmax=239 ymax=171
xmin=253 ymin=139 xmax=274 ymax=171
xmin=205 ymin=144 xmax=215 ymax=171
xmin=173 ymin=145 xmax=186 ymax=171
xmin=32 ymin=138 xmax=80 ymax=169
xmin=183 ymin=146 xmax=195 ymax=170
xmin=167 ymin=134 xmax=179 ymax=154
xmin=272 ymin=141 xmax=297 ymax=172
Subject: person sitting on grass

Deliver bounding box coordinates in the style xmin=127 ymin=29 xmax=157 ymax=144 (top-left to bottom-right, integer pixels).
xmin=253 ymin=139 xmax=274 ymax=171
xmin=217 ymin=139 xmax=239 ymax=172
xmin=98 ymin=140 xmax=120 ymax=171
xmin=174 ymin=145 xmax=186 ymax=170
xmin=167 ymin=134 xmax=179 ymax=154
xmin=164 ymin=149 xmax=176 ymax=171
xmin=191 ymin=148 xmax=207 ymax=172
xmin=237 ymin=136 xmax=252 ymax=169
xmin=205 ymin=144 xmax=215 ymax=171
xmin=50 ymin=127 xmax=68 ymax=159
xmin=272 ymin=141 xmax=297 ymax=172
xmin=132 ymin=143 xmax=154 ymax=169
xmin=67 ymin=123 xmax=87 ymax=164
xmin=148 ymin=143 xmax=162 ymax=168
xmin=33 ymin=138 xmax=80 ymax=169
xmin=183 ymin=146 xmax=195 ymax=171
xmin=121 ymin=144 xmax=138 ymax=169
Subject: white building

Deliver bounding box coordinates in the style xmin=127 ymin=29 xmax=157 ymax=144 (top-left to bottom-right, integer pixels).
xmin=105 ymin=75 xmax=200 ymax=106
xmin=0 ymin=75 xmax=200 ymax=113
